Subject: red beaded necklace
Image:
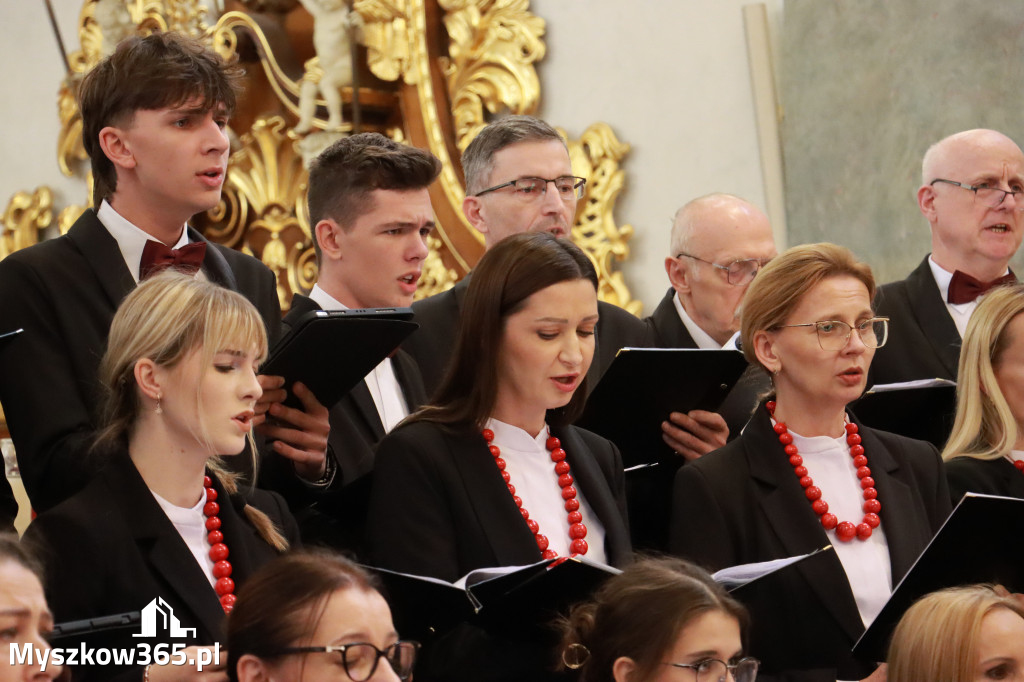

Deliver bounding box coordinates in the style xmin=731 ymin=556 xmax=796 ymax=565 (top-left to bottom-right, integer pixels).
xmin=1013 ymin=459 xmax=1024 ymax=474
xmin=482 ymin=428 xmax=589 ymax=559
xmin=202 ymin=475 xmax=236 ymax=612
xmin=766 ymin=402 xmax=881 ymax=543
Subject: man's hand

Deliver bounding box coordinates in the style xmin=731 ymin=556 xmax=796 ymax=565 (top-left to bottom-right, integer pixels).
xmin=255 ymin=376 xmax=330 ymax=481
xmin=661 ymin=409 xmax=729 ymax=461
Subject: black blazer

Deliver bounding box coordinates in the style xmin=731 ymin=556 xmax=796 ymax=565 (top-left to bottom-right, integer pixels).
xmin=0 ymin=209 xmax=281 ymax=512
xmin=404 ymin=276 xmax=648 ymax=398
xmin=23 ymin=453 xmax=298 ymax=682
xmin=945 ymin=455 xmax=1024 ymax=505
xmin=670 ymin=406 xmax=951 ymax=681
xmin=367 ymin=420 xmax=632 ymax=582
xmin=871 ymin=256 xmax=962 ymax=385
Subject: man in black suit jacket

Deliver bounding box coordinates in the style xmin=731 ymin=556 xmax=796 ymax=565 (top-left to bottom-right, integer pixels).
xmin=648 ymin=193 xmax=777 ymax=458
xmin=873 ymin=129 xmax=1024 ymax=386
xmin=403 ymin=116 xmax=648 ymax=397
xmin=0 ymin=33 xmax=329 ymax=511
xmin=285 ymin=133 xmax=440 ymax=547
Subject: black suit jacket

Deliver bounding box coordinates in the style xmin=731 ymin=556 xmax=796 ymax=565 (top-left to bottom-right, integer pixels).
xmin=23 ymin=453 xmax=298 ymax=682
xmin=367 ymin=420 xmax=631 ymax=582
xmin=871 ymin=256 xmax=962 ymax=385
xmin=670 ymin=406 xmax=950 ymax=681
xmin=405 ymin=276 xmax=648 ymax=398
xmin=945 ymin=455 xmax=1024 ymax=505
xmin=0 ymin=209 xmax=281 ymax=511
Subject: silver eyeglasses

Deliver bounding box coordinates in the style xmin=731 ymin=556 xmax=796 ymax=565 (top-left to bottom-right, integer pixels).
xmin=664 ymin=656 xmax=760 ymax=682
xmin=675 ymin=253 xmax=772 ymax=286
xmin=274 ymin=641 xmax=419 ymax=681
xmin=774 ymin=317 xmax=889 ymax=351
xmin=474 ymin=175 xmax=587 ymax=201
xmin=930 ymin=178 xmax=1024 ymax=211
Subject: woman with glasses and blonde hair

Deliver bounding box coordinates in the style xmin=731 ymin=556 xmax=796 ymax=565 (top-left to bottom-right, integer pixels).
xmin=670 ymin=243 xmax=951 ymax=681
xmin=558 ymin=556 xmax=757 ymax=682
xmin=24 ymin=271 xmax=298 ymax=682
xmin=886 ymin=584 xmax=1024 ymax=682
xmin=942 ymin=284 xmax=1024 ymax=502
xmin=229 ymin=551 xmax=417 ymax=682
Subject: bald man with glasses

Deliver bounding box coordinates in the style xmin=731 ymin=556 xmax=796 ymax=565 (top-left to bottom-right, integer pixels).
xmin=872 ymin=128 xmax=1024 ymax=386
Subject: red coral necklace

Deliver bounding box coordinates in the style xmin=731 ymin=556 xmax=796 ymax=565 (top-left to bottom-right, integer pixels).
xmin=483 ymin=428 xmax=589 ymax=558
xmin=766 ymin=402 xmax=881 ymax=542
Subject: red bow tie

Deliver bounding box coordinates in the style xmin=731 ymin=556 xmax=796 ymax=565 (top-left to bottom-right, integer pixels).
xmin=947 ymin=270 xmax=1016 ymax=304
xmin=139 ymin=240 xmax=207 ymax=280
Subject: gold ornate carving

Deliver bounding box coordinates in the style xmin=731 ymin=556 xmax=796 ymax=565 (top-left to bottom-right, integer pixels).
xmin=1 ymin=188 xmax=54 ymax=260
xmin=440 ymin=0 xmax=544 ymax=151
xmin=200 ymin=116 xmax=312 ymax=309
xmin=419 ymin=233 xmax=460 ymax=295
xmin=356 ymin=0 xmax=411 ymax=83
xmin=566 ymin=124 xmax=640 ymax=315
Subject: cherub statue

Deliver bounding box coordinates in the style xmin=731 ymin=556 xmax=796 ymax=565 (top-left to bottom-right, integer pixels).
xmin=294 ymin=0 xmax=363 ymax=134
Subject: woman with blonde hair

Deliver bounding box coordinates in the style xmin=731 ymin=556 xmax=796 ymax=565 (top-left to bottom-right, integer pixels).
xmin=670 ymin=243 xmax=950 ymax=681
xmin=24 ymin=271 xmax=298 ymax=682
xmin=887 ymin=584 xmax=1024 ymax=682
xmin=942 ymin=283 xmax=1024 ymax=502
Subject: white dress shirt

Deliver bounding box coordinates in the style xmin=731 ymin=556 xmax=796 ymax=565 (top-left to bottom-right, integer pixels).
xmin=484 ymin=418 xmax=608 ymax=563
xmin=673 ymin=291 xmax=731 ymax=349
xmin=308 ymin=284 xmax=409 ymax=432
xmin=151 ymin=487 xmax=216 ymax=588
xmin=786 ymin=425 xmax=893 ymax=628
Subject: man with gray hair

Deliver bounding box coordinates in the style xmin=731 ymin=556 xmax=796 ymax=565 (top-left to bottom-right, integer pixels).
xmin=404 ymin=115 xmax=647 ymax=394
xmin=872 ymin=128 xmax=1024 ymax=385
xmin=647 ymin=193 xmax=776 ymax=459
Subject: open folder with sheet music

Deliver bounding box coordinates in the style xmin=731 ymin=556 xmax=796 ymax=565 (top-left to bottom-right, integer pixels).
xmin=261 ymin=308 xmax=418 ymax=409
xmin=367 ymin=546 xmax=830 ymax=643
xmin=850 ymin=378 xmax=957 ymax=448
xmin=853 ymin=493 xmax=1024 ymax=662
xmin=577 ymin=348 xmax=749 ymax=468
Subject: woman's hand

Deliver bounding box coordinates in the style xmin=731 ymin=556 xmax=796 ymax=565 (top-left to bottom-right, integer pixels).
xmin=144 ymin=646 xmax=228 ymax=682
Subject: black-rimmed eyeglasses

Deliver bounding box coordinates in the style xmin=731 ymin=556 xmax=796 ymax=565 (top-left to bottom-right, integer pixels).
xmin=774 ymin=318 xmax=889 ymax=351
xmin=675 ymin=253 xmax=772 ymax=286
xmin=473 ymin=175 xmax=587 ymax=201
xmin=273 ymin=641 xmax=419 ymax=681
xmin=664 ymin=656 xmax=760 ymax=682
xmin=930 ymin=178 xmax=1024 ymax=210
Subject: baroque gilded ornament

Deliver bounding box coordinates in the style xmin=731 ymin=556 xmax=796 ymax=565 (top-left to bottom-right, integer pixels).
xmin=3 ymin=0 xmax=639 ymax=313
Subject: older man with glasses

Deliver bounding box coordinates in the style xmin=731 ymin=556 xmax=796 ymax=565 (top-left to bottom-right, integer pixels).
xmin=404 ymin=115 xmax=648 ymax=396
xmin=872 ymin=128 xmax=1024 ymax=387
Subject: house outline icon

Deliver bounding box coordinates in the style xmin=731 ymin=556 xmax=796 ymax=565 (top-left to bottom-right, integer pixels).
xmin=132 ymin=598 xmax=197 ymax=638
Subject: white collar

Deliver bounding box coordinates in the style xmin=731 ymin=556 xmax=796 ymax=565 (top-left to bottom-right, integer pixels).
xmin=485 ymin=417 xmax=549 ymax=451
xmin=672 ymin=291 xmax=726 ymax=349
xmin=309 ymin=283 xmax=349 ymax=311
xmin=97 ymin=200 xmax=190 ymax=283
xmin=928 ymin=255 xmax=1010 ymax=307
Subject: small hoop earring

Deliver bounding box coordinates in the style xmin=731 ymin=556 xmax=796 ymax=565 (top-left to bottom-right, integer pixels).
xmin=562 ymin=643 xmax=590 ymax=670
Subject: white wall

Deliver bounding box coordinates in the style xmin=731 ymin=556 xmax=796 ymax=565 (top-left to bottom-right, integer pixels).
xmin=0 ymin=1 xmax=781 ymax=314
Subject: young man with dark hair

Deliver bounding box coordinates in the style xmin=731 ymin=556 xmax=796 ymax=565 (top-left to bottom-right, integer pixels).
xmin=285 ymin=132 xmax=440 ymax=547
xmin=0 ymin=32 xmax=330 ymax=512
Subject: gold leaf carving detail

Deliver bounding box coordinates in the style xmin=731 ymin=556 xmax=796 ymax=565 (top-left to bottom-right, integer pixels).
xmin=355 ymin=0 xmax=411 ymax=83
xmin=1 ymin=188 xmax=54 ymax=260
xmin=565 ymin=123 xmax=640 ymax=315
xmin=416 ymin=233 xmax=459 ymax=299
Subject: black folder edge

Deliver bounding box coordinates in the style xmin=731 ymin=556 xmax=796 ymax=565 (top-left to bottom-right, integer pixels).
xmin=716 ymin=545 xmax=834 ymax=595
xmin=261 ymin=309 xmax=418 ymax=409
xmin=852 ymin=493 xmax=1024 ymax=661
xmin=577 ymin=348 xmax=749 ymax=467
xmin=0 ymin=328 xmax=24 ymax=343
xmin=850 ymin=383 xmax=957 ymax=448
xmin=50 ymin=612 xmax=142 ymax=643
